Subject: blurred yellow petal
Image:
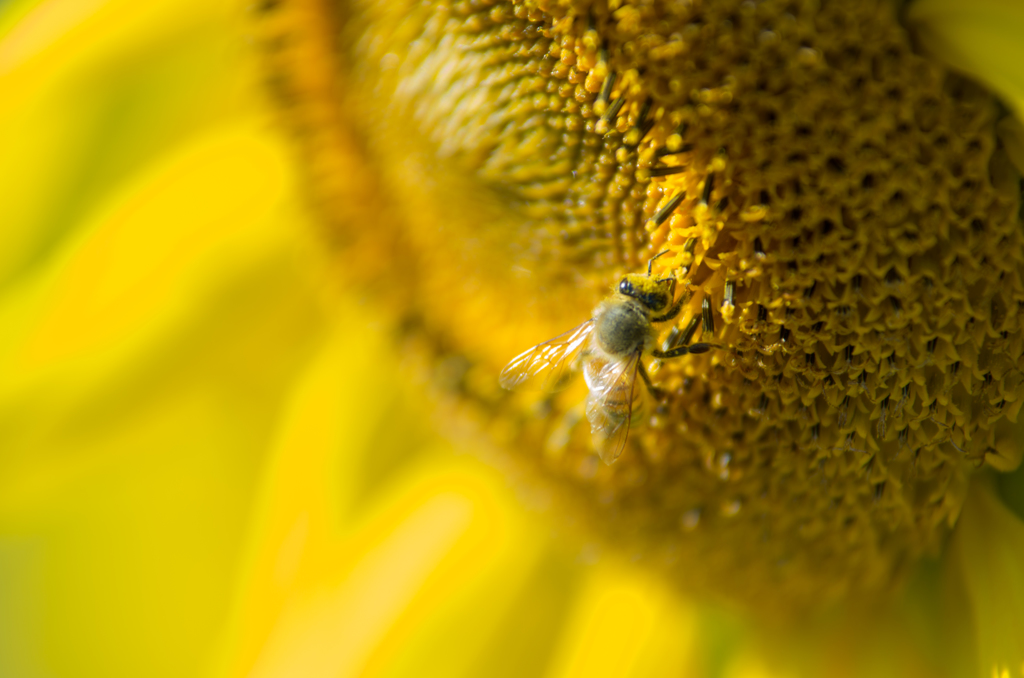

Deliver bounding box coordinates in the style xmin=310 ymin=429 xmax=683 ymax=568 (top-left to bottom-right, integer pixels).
xmin=0 ymin=1 xmax=329 ymax=676
xmin=908 ymin=0 xmax=1024 ymax=120
xmin=0 ymin=0 xmax=253 ymax=288
xmin=0 ymin=122 xmax=316 ymax=516
xmin=0 ymin=183 xmax=326 ymax=677
xmin=213 ymin=320 xmax=578 ymax=678
xmin=545 ymin=567 xmax=699 ymax=678
xmin=725 ymin=653 xmax=796 ymax=678
xmin=0 ymin=0 xmax=234 ymax=82
xmin=948 ymin=478 xmax=1024 ymax=678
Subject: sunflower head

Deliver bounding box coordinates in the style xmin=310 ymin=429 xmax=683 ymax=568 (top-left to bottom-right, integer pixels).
xmin=258 ymin=0 xmax=1024 ymax=616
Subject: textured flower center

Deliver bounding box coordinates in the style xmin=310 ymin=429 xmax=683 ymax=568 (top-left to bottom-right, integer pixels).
xmin=258 ymin=0 xmax=1024 ymax=613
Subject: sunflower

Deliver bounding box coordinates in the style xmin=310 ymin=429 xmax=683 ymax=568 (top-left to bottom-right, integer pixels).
xmin=1 ymin=0 xmax=1023 ymax=676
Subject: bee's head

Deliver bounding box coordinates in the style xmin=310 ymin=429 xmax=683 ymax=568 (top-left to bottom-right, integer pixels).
xmin=617 ymin=273 xmax=676 ymax=312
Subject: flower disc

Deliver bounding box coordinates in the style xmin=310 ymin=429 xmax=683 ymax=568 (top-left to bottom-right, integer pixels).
xmin=256 ymin=0 xmax=1024 ymax=614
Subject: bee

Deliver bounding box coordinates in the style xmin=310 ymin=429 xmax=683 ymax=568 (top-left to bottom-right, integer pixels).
xmin=500 ymin=252 xmax=713 ymax=463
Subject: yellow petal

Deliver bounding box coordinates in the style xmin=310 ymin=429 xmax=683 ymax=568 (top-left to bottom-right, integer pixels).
xmin=212 ymin=321 xmax=567 ymax=678
xmin=0 ymin=194 xmax=325 ymax=677
xmin=0 ymin=0 xmax=254 ymax=287
xmin=0 ymin=0 xmax=236 ymax=81
xmin=544 ymin=567 xmax=700 ymax=678
xmin=0 ymin=123 xmax=319 ymax=516
xmin=907 ymin=0 xmax=1024 ymax=122
xmin=0 ymin=3 xmax=328 ymax=675
xmin=947 ymin=477 xmax=1024 ymax=678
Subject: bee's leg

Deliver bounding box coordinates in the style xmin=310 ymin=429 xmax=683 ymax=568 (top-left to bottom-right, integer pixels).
xmin=652 ymin=342 xmax=718 ymax=360
xmin=664 ymin=315 xmax=701 ymax=351
xmin=651 ymin=294 xmax=686 ymax=323
xmin=637 ymin=361 xmax=666 ymax=400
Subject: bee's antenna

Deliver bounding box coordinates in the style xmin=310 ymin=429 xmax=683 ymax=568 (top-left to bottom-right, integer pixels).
xmin=647 ymin=249 xmax=671 ymax=276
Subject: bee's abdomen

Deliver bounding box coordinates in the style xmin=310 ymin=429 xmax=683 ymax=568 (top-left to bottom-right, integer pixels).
xmin=594 ymin=300 xmax=649 ymax=356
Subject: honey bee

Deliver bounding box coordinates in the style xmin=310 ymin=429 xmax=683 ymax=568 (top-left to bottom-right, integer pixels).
xmin=500 ymin=253 xmax=713 ymax=463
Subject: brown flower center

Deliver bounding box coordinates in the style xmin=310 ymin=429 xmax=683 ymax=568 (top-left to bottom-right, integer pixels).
xmin=256 ymin=0 xmax=1024 ymax=614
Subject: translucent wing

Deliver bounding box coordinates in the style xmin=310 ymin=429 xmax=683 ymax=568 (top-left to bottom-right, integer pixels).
xmin=584 ymin=350 xmax=642 ymax=464
xmin=499 ymin=320 xmax=595 ymax=392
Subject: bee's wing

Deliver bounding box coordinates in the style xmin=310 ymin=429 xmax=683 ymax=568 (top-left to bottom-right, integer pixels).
xmin=499 ymin=320 xmax=595 ymax=392
xmin=585 ymin=350 xmax=641 ymax=464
